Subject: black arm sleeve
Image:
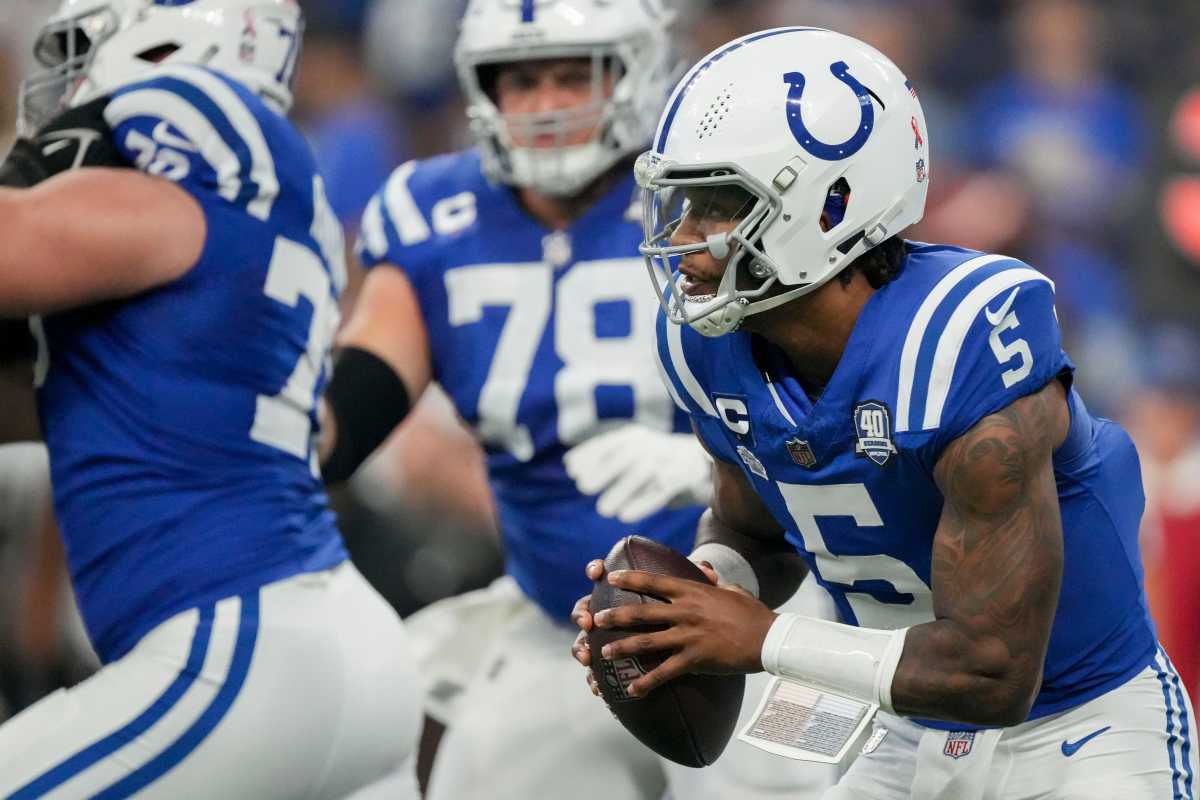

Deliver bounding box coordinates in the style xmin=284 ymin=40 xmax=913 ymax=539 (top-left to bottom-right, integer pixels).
xmin=0 ymin=96 xmax=128 ymax=189
xmin=0 ymin=318 xmax=35 ymax=363
xmin=0 ymin=139 xmax=52 ymax=188
xmin=321 ymin=347 xmax=412 ymax=485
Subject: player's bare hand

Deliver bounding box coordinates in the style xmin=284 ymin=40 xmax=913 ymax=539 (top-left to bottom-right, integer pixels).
xmin=593 ymin=569 xmax=776 ymax=698
xmin=571 ymin=559 xmax=605 ymax=695
xmin=571 ymin=625 xmax=592 ymax=668
xmin=569 ymin=559 xmax=606 ymax=635
xmin=570 ymin=630 xmax=601 ymax=696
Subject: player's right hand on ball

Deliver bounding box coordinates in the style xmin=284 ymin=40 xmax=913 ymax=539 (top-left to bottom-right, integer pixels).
xmin=570 ymin=559 xmax=606 ymax=696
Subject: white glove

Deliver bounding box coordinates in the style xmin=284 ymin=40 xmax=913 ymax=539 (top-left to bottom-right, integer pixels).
xmin=563 ymin=425 xmax=713 ymax=523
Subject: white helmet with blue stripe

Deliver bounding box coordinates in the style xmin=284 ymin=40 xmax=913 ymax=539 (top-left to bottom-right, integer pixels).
xmin=454 ymin=0 xmax=677 ymax=197
xmin=639 ymin=27 xmax=930 ymax=337
xmin=19 ymin=0 xmax=303 ymax=134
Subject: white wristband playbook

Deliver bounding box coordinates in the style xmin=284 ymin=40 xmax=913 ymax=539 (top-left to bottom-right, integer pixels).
xmin=760 ymin=613 xmax=908 ymax=714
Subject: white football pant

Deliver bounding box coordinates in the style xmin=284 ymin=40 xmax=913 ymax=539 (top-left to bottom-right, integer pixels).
xmin=0 ymin=563 xmax=422 ymax=799
xmin=826 ymin=645 xmax=1197 ymax=800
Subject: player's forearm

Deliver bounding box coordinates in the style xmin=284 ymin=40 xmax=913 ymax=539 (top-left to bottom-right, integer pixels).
xmin=890 ymin=619 xmax=1041 ymax=726
xmin=897 ymin=383 xmax=1067 ymax=726
xmin=319 ymin=345 xmax=426 ymax=484
xmin=693 ymin=508 xmax=807 ymax=609
xmin=758 ymin=609 xmax=1039 ymax=727
xmin=0 ymin=192 xmax=48 ymax=315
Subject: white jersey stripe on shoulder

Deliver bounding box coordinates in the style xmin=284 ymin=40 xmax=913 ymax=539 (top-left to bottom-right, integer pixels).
xmin=358 ymin=195 xmax=389 ymax=261
xmin=665 ymin=321 xmax=717 ymax=417
xmin=153 ymin=65 xmax=279 ymax=221
xmin=106 ymin=89 xmax=242 ymax=204
xmin=921 ymin=268 xmax=1052 ymax=431
xmin=652 ymin=325 xmax=688 ymax=413
xmin=895 ymin=254 xmax=1011 ymax=433
xmin=383 ymin=161 xmax=433 ymax=246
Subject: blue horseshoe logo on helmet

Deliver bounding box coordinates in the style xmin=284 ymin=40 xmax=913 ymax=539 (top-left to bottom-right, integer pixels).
xmin=783 ymin=61 xmax=875 ymax=161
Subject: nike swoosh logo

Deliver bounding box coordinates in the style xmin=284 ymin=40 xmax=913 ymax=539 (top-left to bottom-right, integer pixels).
xmin=39 ymin=139 xmax=73 ymax=157
xmin=1060 ymin=725 xmax=1111 ymax=757
xmin=984 ymin=286 xmax=1020 ymax=327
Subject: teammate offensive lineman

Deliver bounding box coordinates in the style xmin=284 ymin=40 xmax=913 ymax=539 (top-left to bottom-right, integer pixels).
xmin=316 ymin=1 xmax=837 ymax=797
xmin=0 ymin=1 xmax=422 ymax=796
xmin=572 ymin=27 xmax=1198 ymax=799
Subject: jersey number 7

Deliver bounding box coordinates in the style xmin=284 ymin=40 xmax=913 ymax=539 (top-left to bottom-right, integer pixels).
xmin=251 ymin=177 xmax=345 ymax=469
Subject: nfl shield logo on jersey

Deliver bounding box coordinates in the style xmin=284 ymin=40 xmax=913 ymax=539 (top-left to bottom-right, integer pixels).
xmin=854 ymin=401 xmax=898 ymax=466
xmin=785 ymin=437 xmax=817 ymax=469
xmin=943 ymin=731 xmax=975 ymax=759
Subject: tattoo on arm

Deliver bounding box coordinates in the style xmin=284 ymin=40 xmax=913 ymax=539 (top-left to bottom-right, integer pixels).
xmin=892 ymin=380 xmax=1068 ymax=726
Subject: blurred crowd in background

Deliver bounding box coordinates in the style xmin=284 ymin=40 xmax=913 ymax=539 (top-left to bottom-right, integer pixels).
xmin=1 ymin=0 xmax=1198 ymax=730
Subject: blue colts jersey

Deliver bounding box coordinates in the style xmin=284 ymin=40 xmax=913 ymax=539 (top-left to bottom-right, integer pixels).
xmin=35 ymin=66 xmax=348 ymax=662
xmin=358 ymin=151 xmax=702 ymax=621
xmin=657 ymin=243 xmax=1157 ymax=726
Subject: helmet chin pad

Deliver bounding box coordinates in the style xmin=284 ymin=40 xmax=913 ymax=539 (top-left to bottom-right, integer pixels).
xmin=680 ymin=294 xmax=749 ymax=338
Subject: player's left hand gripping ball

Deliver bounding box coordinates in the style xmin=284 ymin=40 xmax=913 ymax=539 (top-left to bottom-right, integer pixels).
xmin=573 ymin=536 xmax=761 ymax=767
xmin=0 ymin=97 xmax=127 ymax=188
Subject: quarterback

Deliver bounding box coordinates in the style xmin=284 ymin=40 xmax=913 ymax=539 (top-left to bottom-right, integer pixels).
xmin=320 ymin=1 xmax=837 ymax=797
xmin=0 ymin=1 xmax=421 ymax=796
xmin=573 ymin=27 xmax=1197 ymax=799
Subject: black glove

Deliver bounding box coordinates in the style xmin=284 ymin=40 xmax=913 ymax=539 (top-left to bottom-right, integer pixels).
xmin=0 ymin=96 xmax=128 ymax=189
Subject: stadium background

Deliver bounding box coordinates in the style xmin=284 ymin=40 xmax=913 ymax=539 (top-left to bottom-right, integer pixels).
xmin=0 ymin=0 xmax=1198 ymax=732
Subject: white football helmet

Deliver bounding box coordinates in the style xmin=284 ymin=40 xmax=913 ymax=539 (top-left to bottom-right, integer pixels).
xmin=19 ymin=0 xmax=303 ymax=134
xmin=639 ymin=27 xmax=930 ymax=337
xmin=454 ymin=0 xmax=677 ymax=197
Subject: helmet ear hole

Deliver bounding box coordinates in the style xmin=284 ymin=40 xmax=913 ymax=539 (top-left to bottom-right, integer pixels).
xmin=136 ymin=44 xmax=181 ymax=63
xmin=820 ymin=178 xmax=851 ymax=232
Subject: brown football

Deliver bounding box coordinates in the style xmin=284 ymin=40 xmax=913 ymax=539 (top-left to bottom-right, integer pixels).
xmin=588 ymin=535 xmax=745 ymax=768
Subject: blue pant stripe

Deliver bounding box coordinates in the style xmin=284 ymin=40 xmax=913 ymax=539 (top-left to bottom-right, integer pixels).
xmin=1164 ymin=647 xmax=1196 ymax=799
xmin=521 ymin=0 xmax=535 ymax=22
xmin=5 ymin=606 xmax=214 ymax=800
xmin=1157 ymin=649 xmax=1185 ymax=800
xmin=91 ymin=592 xmax=260 ymax=799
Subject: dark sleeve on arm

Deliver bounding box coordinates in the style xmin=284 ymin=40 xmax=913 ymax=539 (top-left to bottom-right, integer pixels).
xmin=320 ymin=347 xmax=412 ymax=485
xmin=0 ymin=97 xmax=128 ymax=189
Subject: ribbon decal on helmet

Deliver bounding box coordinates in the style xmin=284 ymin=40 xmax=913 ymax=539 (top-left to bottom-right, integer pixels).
xmin=783 ymin=61 xmax=875 ymax=161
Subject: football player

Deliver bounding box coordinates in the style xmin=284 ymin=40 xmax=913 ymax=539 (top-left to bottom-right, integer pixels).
xmin=0 ymin=1 xmax=421 ymax=796
xmin=318 ymin=0 xmax=838 ymax=797
xmin=572 ymin=27 xmax=1198 ymax=799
